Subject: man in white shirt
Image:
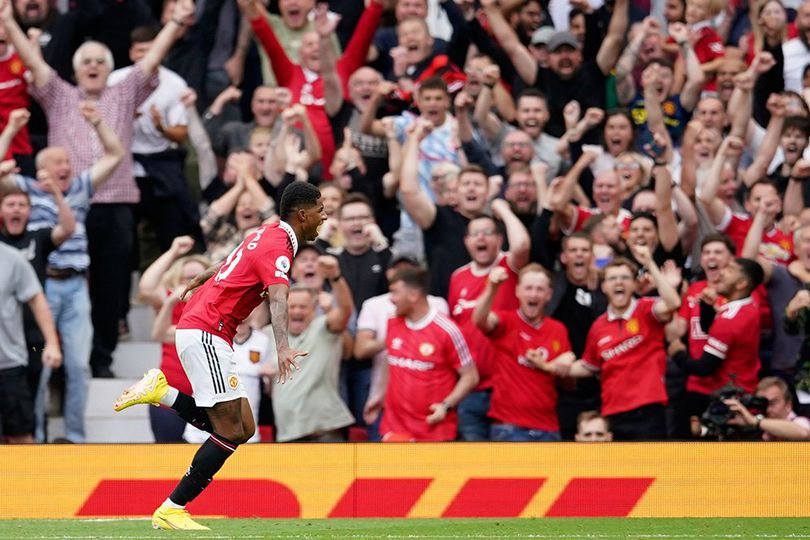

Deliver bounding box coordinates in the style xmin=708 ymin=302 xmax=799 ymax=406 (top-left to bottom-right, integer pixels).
xmin=783 ymin=0 xmax=810 ymax=93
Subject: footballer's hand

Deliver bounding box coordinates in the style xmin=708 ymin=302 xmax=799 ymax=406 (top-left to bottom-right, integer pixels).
xmin=276 ymin=346 xmax=307 ymax=384
xmin=426 ymin=402 xmax=450 ymax=425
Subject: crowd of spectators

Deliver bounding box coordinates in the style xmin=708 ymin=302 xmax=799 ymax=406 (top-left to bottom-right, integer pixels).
xmin=1 ymin=0 xmax=810 ymax=443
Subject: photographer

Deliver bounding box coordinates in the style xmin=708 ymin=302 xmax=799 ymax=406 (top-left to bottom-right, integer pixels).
xmin=725 ymin=377 xmax=810 ymax=441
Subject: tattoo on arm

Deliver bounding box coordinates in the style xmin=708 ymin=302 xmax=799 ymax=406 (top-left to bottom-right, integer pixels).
xmin=269 ymin=290 xmax=290 ymax=350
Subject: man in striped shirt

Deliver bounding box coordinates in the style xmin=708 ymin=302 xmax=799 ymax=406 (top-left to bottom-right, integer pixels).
xmin=0 ymin=102 xmax=125 ymax=443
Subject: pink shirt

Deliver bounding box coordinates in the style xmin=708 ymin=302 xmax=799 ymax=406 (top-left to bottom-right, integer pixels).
xmin=30 ymin=66 xmax=158 ymax=204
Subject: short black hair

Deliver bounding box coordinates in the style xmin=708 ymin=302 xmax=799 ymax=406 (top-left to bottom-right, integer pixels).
xmin=279 ymin=182 xmax=322 ymax=221
xmin=417 ymin=76 xmax=448 ymax=95
xmin=389 ymin=267 xmax=430 ymax=295
xmin=630 ymin=211 xmax=658 ymax=228
xmin=782 ymin=115 xmax=810 ymax=138
xmin=736 ymin=257 xmax=764 ymax=295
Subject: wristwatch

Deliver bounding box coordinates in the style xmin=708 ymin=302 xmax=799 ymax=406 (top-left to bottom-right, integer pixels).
xmin=441 ymin=401 xmax=454 ymax=412
xmin=755 ymin=414 xmax=765 ymax=429
xmin=329 ymin=274 xmax=343 ymax=283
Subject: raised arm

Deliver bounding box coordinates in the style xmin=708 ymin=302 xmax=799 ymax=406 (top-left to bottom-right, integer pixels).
xmin=399 ymin=118 xmax=438 ymax=230
xmin=0 ymin=0 xmax=50 ymax=87
xmin=641 ymin=63 xmax=669 ymax=141
xmin=0 ymin=108 xmax=29 ymax=160
xmin=649 ymin=134 xmax=679 ymax=253
xmin=741 ymin=199 xmax=777 ymax=283
xmin=40 ymin=173 xmax=76 ymax=247
xmin=698 ymin=136 xmax=742 ymax=227
xmin=151 ymin=287 xmax=184 ymax=343
xmin=492 ymin=198 xmax=530 ymax=270
xmin=480 ymin=0 xmax=537 ymax=86
xmin=80 ymin=102 xmax=125 ymax=191
xmin=472 ymin=65 xmax=506 ymax=142
xmin=315 ymin=4 xmax=343 ymax=118
xmin=139 ymin=235 xmax=196 ymax=309
xmin=139 ymin=0 xmax=195 ymax=76
xmin=318 ymin=256 xmax=353 ymax=332
xmin=742 ymin=93 xmax=786 ymax=187
xmin=614 ymin=19 xmax=655 ymax=105
xmin=670 ymin=23 xmax=705 ymax=111
xmin=595 ymin=0 xmax=629 ymax=75
xmin=359 ymin=81 xmax=394 ymax=137
xmin=550 ymin=150 xmax=598 ymax=232
xmin=472 ymin=265 xmax=507 ymax=333
xmin=632 ymin=244 xmax=681 ymax=320
xmin=242 ymin=0 xmax=296 ymax=87
xmin=784 ymin=159 xmax=810 ymax=217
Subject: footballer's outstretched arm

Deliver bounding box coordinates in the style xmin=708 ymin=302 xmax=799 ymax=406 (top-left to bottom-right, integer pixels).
xmin=267 ymin=283 xmax=307 ymax=383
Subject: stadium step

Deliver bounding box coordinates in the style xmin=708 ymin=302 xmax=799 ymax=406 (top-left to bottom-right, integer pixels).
xmin=85 ymin=378 xmax=153 ymax=443
xmin=111 ymin=341 xmax=162 ymax=379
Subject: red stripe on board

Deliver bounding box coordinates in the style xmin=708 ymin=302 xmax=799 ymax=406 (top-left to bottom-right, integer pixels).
xmin=545 ymin=477 xmax=654 ymax=517
xmin=328 ymin=478 xmax=432 ymax=518
xmin=77 ymin=479 xmax=300 ymax=518
xmin=442 ymin=478 xmax=546 ymax=517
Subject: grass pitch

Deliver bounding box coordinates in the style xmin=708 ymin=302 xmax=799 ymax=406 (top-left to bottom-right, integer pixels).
xmin=0 ymin=518 xmax=809 ymax=539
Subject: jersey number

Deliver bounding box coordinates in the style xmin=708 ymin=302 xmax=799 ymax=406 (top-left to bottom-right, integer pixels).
xmin=215 ymin=247 xmax=244 ymax=283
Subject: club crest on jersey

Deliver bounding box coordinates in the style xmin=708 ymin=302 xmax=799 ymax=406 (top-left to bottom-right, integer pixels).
xmin=228 ymin=375 xmax=240 ymax=390
xmin=249 ymin=351 xmax=261 ymax=364
xmin=419 ymin=342 xmax=435 ymax=357
xmin=552 ymin=340 xmax=560 ymax=353
xmin=391 ymin=337 xmax=403 ymax=350
xmin=626 ymin=318 xmax=639 ymax=334
xmin=10 ymin=59 xmax=23 ymax=75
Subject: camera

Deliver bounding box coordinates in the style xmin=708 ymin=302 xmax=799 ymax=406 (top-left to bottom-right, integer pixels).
xmin=701 ymin=383 xmax=769 ymax=439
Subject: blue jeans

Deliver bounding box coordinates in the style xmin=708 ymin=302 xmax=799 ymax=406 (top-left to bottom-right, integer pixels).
xmin=36 ymin=276 xmax=92 ymax=443
xmin=457 ymin=389 xmax=492 ymax=441
xmin=490 ymin=423 xmax=561 ymax=442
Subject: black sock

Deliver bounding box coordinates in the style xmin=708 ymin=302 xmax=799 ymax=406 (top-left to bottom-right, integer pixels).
xmin=170 ymin=392 xmax=213 ymax=433
xmin=169 ymin=434 xmax=238 ymax=506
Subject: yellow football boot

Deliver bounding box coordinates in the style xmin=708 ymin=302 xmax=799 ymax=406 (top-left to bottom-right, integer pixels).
xmin=151 ymin=505 xmax=209 ymax=530
xmin=113 ymin=368 xmax=169 ymax=411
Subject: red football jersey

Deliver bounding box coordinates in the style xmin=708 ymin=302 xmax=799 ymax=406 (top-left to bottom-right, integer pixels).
xmin=0 ymin=51 xmax=31 ymax=156
xmin=178 ymin=221 xmax=298 ymax=345
xmin=382 ymin=310 xmax=473 ymax=441
xmin=567 ymin=207 xmax=633 ymax=235
xmin=582 ymin=297 xmax=668 ymax=416
xmin=447 ymin=252 xmax=519 ymax=386
xmin=679 ymin=281 xmax=767 ymax=394
xmin=699 ymin=297 xmax=761 ymax=394
xmin=719 ymin=211 xmax=795 ymax=264
xmin=487 ymin=310 xmax=572 ymax=431
xmin=692 ymin=25 xmax=724 ymax=92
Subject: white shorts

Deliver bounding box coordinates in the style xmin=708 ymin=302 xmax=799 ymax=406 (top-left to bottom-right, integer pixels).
xmin=175 ymin=329 xmax=248 ymax=407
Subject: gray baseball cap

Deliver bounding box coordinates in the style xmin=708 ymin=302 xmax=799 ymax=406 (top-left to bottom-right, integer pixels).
xmin=531 ymin=26 xmax=555 ymax=46
xmin=547 ymin=31 xmax=581 ymax=52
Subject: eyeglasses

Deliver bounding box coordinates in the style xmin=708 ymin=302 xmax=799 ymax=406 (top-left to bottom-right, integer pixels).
xmin=466 ymin=230 xmax=498 ymax=238
xmin=81 ymin=57 xmax=107 ymax=66
xmin=508 ymin=181 xmax=534 ymax=189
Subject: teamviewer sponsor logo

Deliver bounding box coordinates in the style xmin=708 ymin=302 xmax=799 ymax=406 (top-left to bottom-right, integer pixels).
xmin=601 ymin=335 xmax=643 ymax=361
xmin=388 ymin=356 xmax=435 ymax=371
